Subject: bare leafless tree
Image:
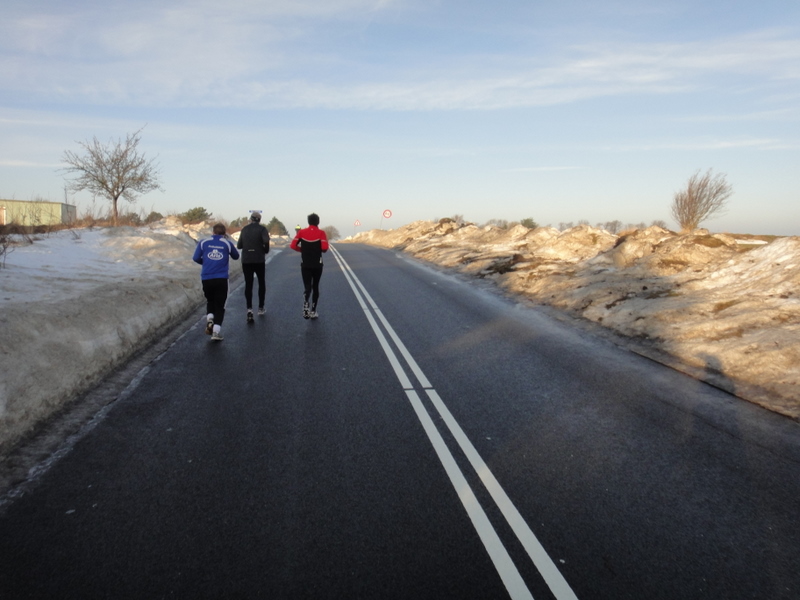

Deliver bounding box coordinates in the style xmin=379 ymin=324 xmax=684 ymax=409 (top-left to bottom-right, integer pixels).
xmin=671 ymin=169 xmax=733 ymax=232
xmin=0 ymin=231 xmax=12 ymax=268
xmin=485 ymin=218 xmax=510 ymax=229
xmin=323 ymin=225 xmax=340 ymax=241
xmin=61 ymin=127 xmax=163 ymax=226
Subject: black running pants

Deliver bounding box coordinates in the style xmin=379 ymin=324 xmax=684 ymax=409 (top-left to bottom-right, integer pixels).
xmin=201 ymin=278 xmax=229 ymax=325
xmin=301 ymin=266 xmax=323 ymax=307
xmin=242 ymin=262 xmax=266 ymax=310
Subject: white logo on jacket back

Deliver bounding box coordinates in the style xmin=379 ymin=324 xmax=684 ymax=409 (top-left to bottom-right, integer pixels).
xmin=208 ymin=248 xmax=224 ymax=260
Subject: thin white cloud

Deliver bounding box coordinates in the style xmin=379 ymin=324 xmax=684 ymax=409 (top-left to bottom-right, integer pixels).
xmin=675 ymin=109 xmax=799 ymax=123
xmin=0 ymin=160 xmax=62 ymax=168
xmin=603 ymin=138 xmax=790 ymax=152
xmin=504 ymin=166 xmax=583 ymax=173
xmin=1 ymin=2 xmax=799 ymax=111
xmin=123 ymin=30 xmax=800 ymax=110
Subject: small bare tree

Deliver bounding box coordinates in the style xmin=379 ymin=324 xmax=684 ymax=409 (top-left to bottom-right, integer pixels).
xmin=61 ymin=127 xmax=163 ymax=226
xmin=485 ymin=218 xmax=510 ymax=229
xmin=601 ymin=220 xmax=622 ymax=234
xmin=671 ymin=169 xmax=733 ymax=232
xmin=0 ymin=231 xmax=12 ymax=267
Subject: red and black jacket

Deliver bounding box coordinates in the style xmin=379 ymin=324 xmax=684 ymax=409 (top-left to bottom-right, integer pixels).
xmin=290 ymin=225 xmax=329 ymax=267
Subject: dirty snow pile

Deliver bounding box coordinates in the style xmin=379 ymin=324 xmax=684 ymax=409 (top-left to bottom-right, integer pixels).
xmin=2 ymin=217 xmax=798 ymax=457
xmin=0 ymin=217 xmax=210 ymax=456
xmin=347 ymin=220 xmax=800 ymax=420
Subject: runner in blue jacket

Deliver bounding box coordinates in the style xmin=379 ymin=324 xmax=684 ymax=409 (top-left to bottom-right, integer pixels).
xmin=193 ymin=223 xmax=240 ymax=340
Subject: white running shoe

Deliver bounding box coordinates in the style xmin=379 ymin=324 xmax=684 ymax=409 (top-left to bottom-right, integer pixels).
xmin=309 ymin=310 xmax=318 ymax=319
xmin=257 ymin=307 xmax=265 ymax=316
xmin=211 ymin=329 xmax=223 ymax=341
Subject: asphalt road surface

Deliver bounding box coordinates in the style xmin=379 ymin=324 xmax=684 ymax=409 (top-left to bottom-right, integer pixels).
xmin=1 ymin=243 xmax=799 ymax=599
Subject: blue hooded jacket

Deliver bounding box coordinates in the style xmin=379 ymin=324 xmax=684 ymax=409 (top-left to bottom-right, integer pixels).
xmin=193 ymin=235 xmax=240 ymax=280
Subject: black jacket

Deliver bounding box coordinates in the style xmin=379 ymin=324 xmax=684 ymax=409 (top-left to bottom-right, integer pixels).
xmin=237 ymin=222 xmax=270 ymax=264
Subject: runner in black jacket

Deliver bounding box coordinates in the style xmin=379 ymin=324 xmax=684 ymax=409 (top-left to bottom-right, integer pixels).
xmin=236 ymin=211 xmax=270 ymax=320
xmin=290 ymin=213 xmax=329 ymax=319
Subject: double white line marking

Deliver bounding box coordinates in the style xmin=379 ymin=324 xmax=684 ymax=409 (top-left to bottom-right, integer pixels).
xmin=331 ymin=246 xmax=578 ymax=600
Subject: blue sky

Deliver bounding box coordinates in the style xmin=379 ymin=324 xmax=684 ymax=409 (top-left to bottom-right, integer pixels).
xmin=2 ymin=0 xmax=799 ymax=236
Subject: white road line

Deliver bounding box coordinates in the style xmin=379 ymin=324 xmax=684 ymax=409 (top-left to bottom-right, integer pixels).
xmin=425 ymin=389 xmax=579 ymax=600
xmin=335 ymin=248 xmax=414 ymax=389
xmin=346 ymin=271 xmax=432 ymax=389
xmin=332 ymin=246 xmax=580 ymax=600
xmin=333 ymin=247 xmax=532 ymax=599
xmin=405 ymin=389 xmax=534 ymax=600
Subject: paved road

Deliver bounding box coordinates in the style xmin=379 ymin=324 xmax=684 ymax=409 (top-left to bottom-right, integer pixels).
xmin=1 ymin=243 xmax=798 ymax=599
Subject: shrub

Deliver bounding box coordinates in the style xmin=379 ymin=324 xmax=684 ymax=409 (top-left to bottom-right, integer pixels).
xmin=671 ymin=169 xmax=733 ymax=231
xmin=179 ymin=207 xmax=211 ymax=224
xmin=145 ymin=211 xmax=163 ymax=224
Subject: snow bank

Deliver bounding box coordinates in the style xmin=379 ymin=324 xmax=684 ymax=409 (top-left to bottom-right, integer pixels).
xmin=0 ymin=217 xmax=213 ymax=456
xmin=1 ymin=216 xmax=797 ymax=458
xmin=347 ymin=220 xmax=800 ymax=420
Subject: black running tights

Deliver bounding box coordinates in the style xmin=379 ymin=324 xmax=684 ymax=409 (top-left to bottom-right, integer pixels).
xmin=301 ymin=266 xmax=323 ymax=307
xmin=202 ymin=278 xmax=229 ymax=325
xmin=242 ymin=262 xmax=266 ymax=309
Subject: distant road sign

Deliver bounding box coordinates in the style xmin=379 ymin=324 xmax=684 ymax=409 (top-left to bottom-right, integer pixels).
xmin=354 ymin=220 xmax=361 ymax=226
xmin=383 ymin=209 xmax=392 ymax=219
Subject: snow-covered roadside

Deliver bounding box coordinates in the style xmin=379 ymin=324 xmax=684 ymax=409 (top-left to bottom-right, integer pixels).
xmin=0 ymin=218 xmax=214 ymax=457
xmin=1 ymin=216 xmax=798 ymax=461
xmin=347 ymin=220 xmax=800 ymax=420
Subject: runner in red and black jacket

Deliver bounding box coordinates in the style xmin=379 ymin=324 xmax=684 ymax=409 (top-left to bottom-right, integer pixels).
xmin=290 ymin=213 xmax=329 ymax=319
